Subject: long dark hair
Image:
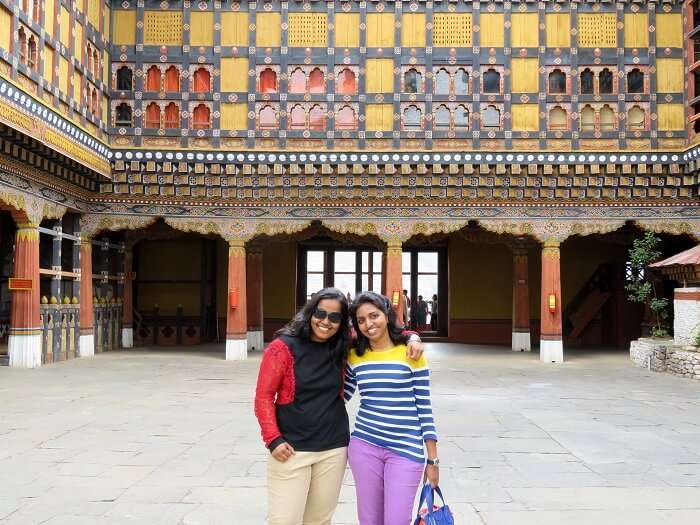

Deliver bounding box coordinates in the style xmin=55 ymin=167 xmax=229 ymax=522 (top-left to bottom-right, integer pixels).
xmin=350 ymin=291 xmax=408 ymax=357
xmin=275 ymin=287 xmax=351 ymax=366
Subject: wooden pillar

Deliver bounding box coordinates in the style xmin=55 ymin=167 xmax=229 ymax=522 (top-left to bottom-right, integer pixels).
xmin=122 ymin=248 xmax=133 ymax=348
xmin=540 ymin=240 xmax=563 ymax=363
xmin=50 ymin=221 xmax=62 ymax=302
xmin=512 ymin=247 xmax=531 ymax=351
xmin=79 ymin=237 xmax=95 ymax=357
xmin=246 ymin=247 xmax=264 ymax=351
xmin=8 ymin=223 xmax=42 ymax=368
xmin=226 ymin=239 xmax=247 ymax=360
xmin=385 ymin=240 xmax=404 ymax=326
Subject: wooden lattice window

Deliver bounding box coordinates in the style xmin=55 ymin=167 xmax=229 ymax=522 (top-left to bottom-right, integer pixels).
xmin=143 ymin=11 xmax=183 ymax=45
xmin=164 ymin=102 xmax=179 ymax=128
xmin=434 ymin=104 xmax=451 ymax=129
xmin=577 ymin=14 xmax=617 ymax=48
xmin=402 ymin=105 xmax=423 ymax=130
xmin=289 ymin=68 xmax=306 ymax=94
xmin=432 ymin=14 xmax=472 ymax=47
xmin=627 ymin=69 xmax=644 ymax=94
xmin=164 ymin=66 xmax=180 ymax=91
xmin=144 ymin=103 xmax=161 ymax=129
xmin=191 ymin=104 xmax=210 ymax=129
xmin=289 ymin=104 xmax=306 ymax=129
xmin=309 ymin=104 xmax=325 ymax=131
xmin=287 ymin=13 xmax=327 ymax=47
xmin=627 ymin=105 xmax=646 ymax=131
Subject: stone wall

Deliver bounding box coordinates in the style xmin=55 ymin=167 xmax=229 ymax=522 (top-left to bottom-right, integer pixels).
xmin=630 ymin=338 xmax=671 ymax=371
xmin=630 ymin=337 xmax=700 ymax=380
xmin=666 ymin=348 xmax=700 ymax=380
xmin=673 ymin=288 xmax=700 ymax=346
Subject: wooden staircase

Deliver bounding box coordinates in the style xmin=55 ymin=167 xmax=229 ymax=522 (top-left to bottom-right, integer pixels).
xmin=565 ymin=264 xmax=614 ymax=341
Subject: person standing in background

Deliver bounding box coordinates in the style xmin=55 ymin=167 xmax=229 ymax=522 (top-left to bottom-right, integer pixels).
xmin=430 ymin=294 xmax=438 ymax=331
xmin=402 ymin=289 xmax=410 ymax=327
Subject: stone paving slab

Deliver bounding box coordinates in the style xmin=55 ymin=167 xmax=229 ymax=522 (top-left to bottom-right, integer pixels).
xmin=1 ymin=344 xmax=699 ymax=524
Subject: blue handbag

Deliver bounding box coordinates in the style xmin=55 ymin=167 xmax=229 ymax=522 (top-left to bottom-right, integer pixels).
xmin=413 ymin=484 xmax=455 ymax=525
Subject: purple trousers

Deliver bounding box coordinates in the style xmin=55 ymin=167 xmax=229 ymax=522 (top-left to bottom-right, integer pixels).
xmin=348 ymin=437 xmax=425 ymax=525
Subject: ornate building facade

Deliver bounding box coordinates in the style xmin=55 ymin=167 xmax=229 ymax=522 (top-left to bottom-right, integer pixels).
xmin=0 ymin=0 xmax=698 ymax=367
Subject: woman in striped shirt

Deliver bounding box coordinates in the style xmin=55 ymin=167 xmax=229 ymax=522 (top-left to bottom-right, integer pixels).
xmin=345 ymin=292 xmax=439 ymax=525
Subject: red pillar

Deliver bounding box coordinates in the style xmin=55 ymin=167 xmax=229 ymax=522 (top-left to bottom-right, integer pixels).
xmin=512 ymin=247 xmax=531 ymax=351
xmin=79 ymin=239 xmax=95 ymax=357
xmin=8 ymin=223 xmax=42 ymax=368
xmin=385 ymin=240 xmax=404 ymax=326
xmin=246 ymin=247 xmax=264 ymax=351
xmin=122 ymin=248 xmax=133 ymax=348
xmin=226 ymin=240 xmax=247 ymax=360
xmin=540 ymin=240 xmax=563 ymax=363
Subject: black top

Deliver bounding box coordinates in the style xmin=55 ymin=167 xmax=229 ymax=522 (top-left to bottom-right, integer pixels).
xmin=269 ymin=335 xmax=350 ymax=452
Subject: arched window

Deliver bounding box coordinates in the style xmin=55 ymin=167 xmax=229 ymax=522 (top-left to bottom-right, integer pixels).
xmin=455 ymin=69 xmax=469 ymax=95
xmin=548 ymin=69 xmax=566 ymax=94
xmin=193 ymin=68 xmax=210 ymax=93
xmin=337 ymin=68 xmax=356 ymax=95
xmin=549 ymin=106 xmax=568 ymax=130
xmin=18 ymin=28 xmax=27 ymax=65
xmin=165 ymin=66 xmax=180 ymax=91
xmin=192 ymin=104 xmax=210 ymax=129
xmin=164 ymin=102 xmax=179 ymax=129
xmin=599 ymin=68 xmax=613 ymax=94
xmin=404 ymin=69 xmax=422 ymax=93
xmin=434 ymin=105 xmax=451 ymax=129
xmin=403 ymin=105 xmax=422 ymax=129
xmin=116 ymin=67 xmax=133 ymax=91
xmin=599 ymin=104 xmax=615 ymax=131
xmin=628 ymin=69 xmax=644 ymax=94
xmin=93 ymin=49 xmax=100 ymax=78
xmin=336 ymin=105 xmax=356 ymax=130
xmin=259 ymin=68 xmax=277 ymax=93
xmin=434 ymin=69 xmax=451 ymax=95
xmin=289 ymin=68 xmax=306 ymax=94
xmin=309 ymin=104 xmax=325 ymax=130
xmin=309 ymin=68 xmax=325 ymax=94
xmin=580 ymin=105 xmax=595 ymax=131
xmin=289 ymin=104 xmax=306 ymax=129
xmin=481 ymin=105 xmax=500 ymax=128
xmin=86 ymin=48 xmax=93 ymax=76
xmin=259 ymin=105 xmax=277 ymax=128
xmin=455 ymin=105 xmax=469 ymax=129
xmin=483 ymin=69 xmax=500 ymax=94
xmin=580 ymin=69 xmax=594 ymax=95
xmin=144 ymin=103 xmax=161 ymax=129
xmin=628 ymin=105 xmax=645 ymax=131
xmin=91 ymin=89 xmax=98 ymax=115
xmin=146 ymin=65 xmax=161 ymax=91
xmin=27 ymin=35 xmax=37 ymax=70
xmin=115 ymin=103 xmax=132 ymax=126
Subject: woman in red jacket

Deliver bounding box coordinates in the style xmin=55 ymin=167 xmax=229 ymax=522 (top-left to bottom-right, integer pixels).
xmin=254 ymin=287 xmax=422 ymax=525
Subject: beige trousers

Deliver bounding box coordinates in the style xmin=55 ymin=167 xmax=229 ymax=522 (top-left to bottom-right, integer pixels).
xmin=267 ymin=446 xmax=348 ymax=525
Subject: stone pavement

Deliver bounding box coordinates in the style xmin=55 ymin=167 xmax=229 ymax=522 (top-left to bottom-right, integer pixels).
xmin=1 ymin=344 xmax=699 ymax=525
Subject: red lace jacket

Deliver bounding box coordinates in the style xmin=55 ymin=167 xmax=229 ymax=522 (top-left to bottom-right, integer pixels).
xmin=254 ymin=332 xmax=418 ymax=449
xmin=254 ymin=338 xmax=299 ymax=448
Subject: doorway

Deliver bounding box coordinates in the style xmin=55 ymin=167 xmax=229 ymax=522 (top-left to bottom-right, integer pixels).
xmin=402 ymin=248 xmax=447 ymax=336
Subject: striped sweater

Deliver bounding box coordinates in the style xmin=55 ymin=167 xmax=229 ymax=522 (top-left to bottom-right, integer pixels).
xmin=344 ymin=344 xmax=438 ymax=463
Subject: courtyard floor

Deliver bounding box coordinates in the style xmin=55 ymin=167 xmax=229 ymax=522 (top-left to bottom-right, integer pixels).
xmin=1 ymin=344 xmax=699 ymax=525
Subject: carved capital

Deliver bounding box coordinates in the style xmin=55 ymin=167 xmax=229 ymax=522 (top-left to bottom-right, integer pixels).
xmin=0 ymin=186 xmax=66 ymax=224
xmin=80 ymin=214 xmax=158 ymax=239
xmin=634 ymin=220 xmax=700 ymax=241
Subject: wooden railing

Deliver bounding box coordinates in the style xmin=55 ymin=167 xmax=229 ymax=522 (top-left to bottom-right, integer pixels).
xmin=94 ymin=299 xmax=123 ymax=353
xmin=40 ymin=301 xmax=80 ymax=364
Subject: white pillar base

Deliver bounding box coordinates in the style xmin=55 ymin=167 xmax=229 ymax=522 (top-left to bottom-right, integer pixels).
xmin=8 ymin=334 xmax=42 ymax=368
xmin=226 ymin=338 xmax=248 ymax=360
xmin=247 ymin=330 xmax=264 ymax=352
xmin=540 ymin=339 xmax=564 ymax=363
xmin=122 ymin=328 xmax=133 ymax=348
xmin=79 ymin=334 xmax=95 ymax=358
xmin=512 ymin=331 xmax=532 ymax=352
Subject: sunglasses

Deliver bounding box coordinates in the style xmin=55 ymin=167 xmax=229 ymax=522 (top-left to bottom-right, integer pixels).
xmin=312 ymin=308 xmax=342 ymax=324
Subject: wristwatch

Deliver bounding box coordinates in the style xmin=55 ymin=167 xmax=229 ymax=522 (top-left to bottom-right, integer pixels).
xmin=426 ymin=458 xmax=440 ymax=466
